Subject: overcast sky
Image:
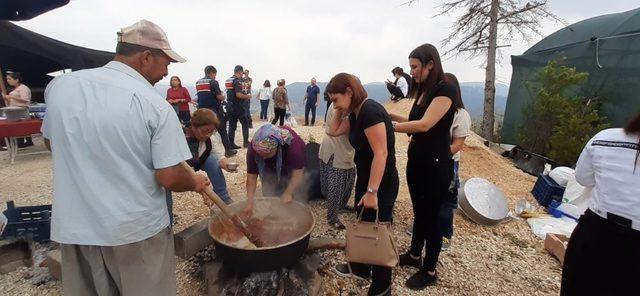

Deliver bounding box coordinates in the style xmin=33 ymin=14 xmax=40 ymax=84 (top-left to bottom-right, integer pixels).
xmin=15 ymin=0 xmax=639 ymax=86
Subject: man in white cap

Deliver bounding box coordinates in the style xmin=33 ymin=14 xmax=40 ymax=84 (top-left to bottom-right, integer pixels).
xmin=42 ymin=20 xmax=208 ymax=295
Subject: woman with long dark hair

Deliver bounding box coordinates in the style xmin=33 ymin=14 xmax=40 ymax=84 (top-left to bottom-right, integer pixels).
xmin=388 ymin=43 xmax=456 ymax=289
xmin=561 ymin=112 xmax=640 ymax=295
xmin=327 ymin=73 xmax=399 ymax=296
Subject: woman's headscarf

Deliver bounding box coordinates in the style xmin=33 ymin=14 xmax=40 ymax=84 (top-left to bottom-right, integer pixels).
xmin=251 ymin=124 xmax=293 ymax=181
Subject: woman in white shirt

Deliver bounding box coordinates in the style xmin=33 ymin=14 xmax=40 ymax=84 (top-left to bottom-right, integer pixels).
xmin=561 ymin=112 xmax=640 ymax=295
xmin=256 ymin=80 xmax=272 ymax=121
xmin=319 ymin=106 xmax=356 ymax=229
xmin=386 ymin=67 xmax=411 ymax=101
xmin=438 ymin=73 xmax=471 ymax=250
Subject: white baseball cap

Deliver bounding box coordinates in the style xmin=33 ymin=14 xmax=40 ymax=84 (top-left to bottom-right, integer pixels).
xmin=117 ymin=19 xmax=185 ymax=63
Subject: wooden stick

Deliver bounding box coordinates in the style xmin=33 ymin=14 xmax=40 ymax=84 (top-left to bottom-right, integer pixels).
xmin=306 ymin=238 xmax=346 ymax=252
xmin=179 ymin=162 xmax=264 ymax=247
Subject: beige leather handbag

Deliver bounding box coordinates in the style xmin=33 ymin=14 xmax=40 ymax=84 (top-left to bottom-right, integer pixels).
xmin=345 ymin=209 xmax=399 ymax=267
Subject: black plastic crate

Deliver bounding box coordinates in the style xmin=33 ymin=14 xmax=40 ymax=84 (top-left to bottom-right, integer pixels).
xmin=1 ymin=201 xmax=51 ymax=242
xmin=531 ymin=174 xmax=565 ymax=207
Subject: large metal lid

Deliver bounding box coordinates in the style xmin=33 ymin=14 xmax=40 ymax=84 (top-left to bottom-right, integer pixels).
xmin=459 ymin=178 xmax=509 ymax=225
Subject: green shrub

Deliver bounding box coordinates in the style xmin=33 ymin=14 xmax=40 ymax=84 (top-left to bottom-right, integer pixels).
xmin=518 ymin=61 xmax=608 ymax=166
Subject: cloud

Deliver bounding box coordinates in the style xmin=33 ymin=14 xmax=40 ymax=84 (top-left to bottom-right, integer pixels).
xmin=14 ymin=0 xmax=640 ymax=87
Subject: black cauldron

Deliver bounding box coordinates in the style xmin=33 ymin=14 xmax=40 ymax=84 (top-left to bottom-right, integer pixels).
xmin=208 ymin=198 xmax=315 ymax=274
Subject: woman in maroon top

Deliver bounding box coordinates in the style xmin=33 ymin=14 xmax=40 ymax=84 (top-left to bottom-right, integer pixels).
xmin=166 ymin=76 xmax=192 ymax=124
xmin=245 ymin=124 xmax=306 ymax=213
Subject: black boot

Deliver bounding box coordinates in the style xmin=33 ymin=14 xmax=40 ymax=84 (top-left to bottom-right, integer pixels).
xmin=368 ymin=284 xmax=391 ymax=296
xmin=399 ymin=252 xmax=422 ymax=268
xmin=406 ymin=270 xmax=437 ymax=290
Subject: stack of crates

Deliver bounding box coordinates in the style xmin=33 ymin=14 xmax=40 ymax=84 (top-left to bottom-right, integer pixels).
xmin=1 ymin=201 xmax=51 ymax=242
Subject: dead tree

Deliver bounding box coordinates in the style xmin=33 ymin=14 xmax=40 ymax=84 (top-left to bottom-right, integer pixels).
xmin=403 ymin=0 xmax=561 ymax=141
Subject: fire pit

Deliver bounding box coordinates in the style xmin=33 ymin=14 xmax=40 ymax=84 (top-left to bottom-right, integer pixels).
xmin=203 ymin=254 xmax=322 ymax=296
xmin=204 ymin=198 xmax=320 ymax=295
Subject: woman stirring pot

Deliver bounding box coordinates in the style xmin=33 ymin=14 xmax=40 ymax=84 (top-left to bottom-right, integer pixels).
xmin=245 ymin=124 xmax=306 ymax=213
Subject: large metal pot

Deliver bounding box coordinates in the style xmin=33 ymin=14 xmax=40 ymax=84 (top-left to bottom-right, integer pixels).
xmin=0 ymin=106 xmax=29 ymax=121
xmin=208 ymin=197 xmax=315 ymax=274
xmin=458 ymin=178 xmax=509 ymax=225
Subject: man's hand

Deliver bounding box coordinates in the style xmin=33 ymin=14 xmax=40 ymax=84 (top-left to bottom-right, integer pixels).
xmin=200 ymin=192 xmax=214 ymax=207
xmin=192 ymin=172 xmax=210 ymax=193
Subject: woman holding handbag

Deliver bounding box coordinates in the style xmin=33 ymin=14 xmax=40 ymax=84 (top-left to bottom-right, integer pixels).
xmin=327 ymin=73 xmax=399 ymax=296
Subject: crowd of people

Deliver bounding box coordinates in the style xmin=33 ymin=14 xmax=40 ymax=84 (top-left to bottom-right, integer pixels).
xmin=27 ymin=18 xmax=639 ymax=296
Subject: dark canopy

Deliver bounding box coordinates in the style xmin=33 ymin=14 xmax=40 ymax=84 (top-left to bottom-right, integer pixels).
xmin=0 ymin=21 xmax=114 ymax=90
xmin=502 ymin=8 xmax=640 ymax=143
xmin=0 ymin=0 xmax=69 ymax=21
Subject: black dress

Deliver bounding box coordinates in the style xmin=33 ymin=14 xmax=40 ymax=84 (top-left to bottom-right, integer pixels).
xmin=347 ymin=99 xmax=399 ymax=290
xmin=406 ymin=80 xmax=456 ymax=272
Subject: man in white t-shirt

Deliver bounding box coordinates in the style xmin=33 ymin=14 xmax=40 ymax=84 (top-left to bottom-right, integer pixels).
xmin=42 ymin=20 xmax=209 ymax=296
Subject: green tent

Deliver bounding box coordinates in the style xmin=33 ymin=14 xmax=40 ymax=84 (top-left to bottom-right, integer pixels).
xmin=502 ymin=7 xmax=640 ymax=144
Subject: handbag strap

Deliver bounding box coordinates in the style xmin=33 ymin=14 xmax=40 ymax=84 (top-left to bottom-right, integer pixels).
xmin=357 ymin=207 xmax=380 ymax=224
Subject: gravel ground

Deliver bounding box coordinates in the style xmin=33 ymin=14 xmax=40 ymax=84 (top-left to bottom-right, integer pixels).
xmin=0 ymin=102 xmax=561 ymax=295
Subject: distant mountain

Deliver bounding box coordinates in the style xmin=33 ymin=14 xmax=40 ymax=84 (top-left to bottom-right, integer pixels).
xmin=154 ymin=81 xmax=509 ymax=120
xmin=459 ymin=82 xmax=509 ymax=120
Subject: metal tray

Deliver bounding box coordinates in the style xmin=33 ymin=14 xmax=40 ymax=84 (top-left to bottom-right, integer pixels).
xmin=0 ymin=106 xmax=29 ymax=121
xmin=458 ymin=178 xmax=509 ymax=225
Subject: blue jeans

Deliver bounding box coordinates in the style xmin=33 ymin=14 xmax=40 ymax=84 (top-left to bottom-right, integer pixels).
xmin=165 ymin=154 xmax=233 ymax=223
xmin=304 ymin=103 xmax=316 ymax=125
xmin=439 ymin=161 xmax=459 ymax=239
xmin=202 ymin=154 xmax=233 ymax=204
xmin=259 ymin=100 xmax=269 ymax=120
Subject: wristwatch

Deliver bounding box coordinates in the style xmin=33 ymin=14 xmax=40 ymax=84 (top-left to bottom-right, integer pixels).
xmin=367 ymin=187 xmax=378 ymax=194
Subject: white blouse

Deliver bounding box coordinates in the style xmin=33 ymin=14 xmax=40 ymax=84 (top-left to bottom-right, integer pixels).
xmin=575 ymin=128 xmax=640 ymax=225
xmin=257 ymin=87 xmax=272 ymax=101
